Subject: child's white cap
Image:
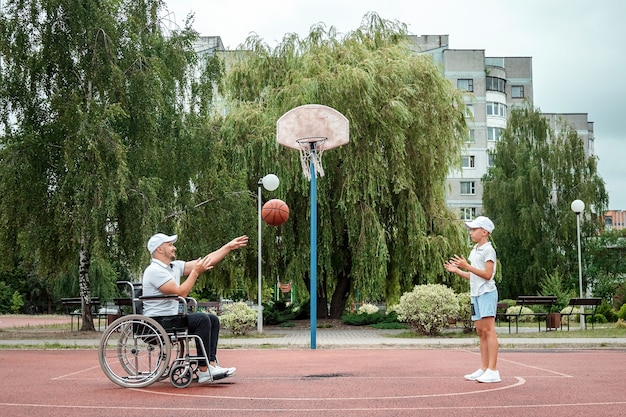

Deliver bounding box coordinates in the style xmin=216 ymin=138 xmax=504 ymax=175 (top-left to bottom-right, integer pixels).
xmin=464 ymin=216 xmax=494 ymax=233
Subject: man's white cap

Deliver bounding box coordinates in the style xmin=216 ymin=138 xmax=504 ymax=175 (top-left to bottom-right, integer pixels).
xmin=147 ymin=233 xmax=178 ymax=254
xmin=464 ymin=216 xmax=494 ymax=233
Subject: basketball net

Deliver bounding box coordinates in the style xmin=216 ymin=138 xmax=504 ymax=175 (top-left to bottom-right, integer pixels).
xmin=297 ymin=138 xmax=326 ymax=181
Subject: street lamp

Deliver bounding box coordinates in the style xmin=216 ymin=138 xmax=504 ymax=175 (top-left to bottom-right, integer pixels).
xmin=570 ymin=199 xmax=586 ymax=330
xmin=257 ymin=174 xmax=280 ymax=333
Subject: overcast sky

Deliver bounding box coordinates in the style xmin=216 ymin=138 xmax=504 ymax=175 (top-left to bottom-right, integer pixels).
xmin=164 ymin=0 xmax=626 ymax=210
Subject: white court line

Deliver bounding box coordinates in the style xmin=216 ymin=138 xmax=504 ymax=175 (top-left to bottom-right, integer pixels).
xmin=52 ymin=365 xmax=102 ymax=380
xmin=131 ymin=377 xmax=526 ymax=401
xmin=460 ymin=348 xmax=574 ymax=377
xmin=2 ymin=400 xmax=626 ymax=413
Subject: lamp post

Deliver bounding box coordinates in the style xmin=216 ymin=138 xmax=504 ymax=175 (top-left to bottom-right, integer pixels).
xmin=257 ymin=174 xmax=280 ymax=333
xmin=570 ymin=199 xmax=585 ymax=330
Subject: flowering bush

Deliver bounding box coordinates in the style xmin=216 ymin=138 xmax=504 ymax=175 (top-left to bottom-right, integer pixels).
xmin=395 ymin=284 xmax=460 ymax=336
xmin=455 ymin=292 xmax=474 ymax=331
xmin=505 ymin=306 xmax=535 ymax=322
xmin=358 ymin=303 xmax=379 ymax=315
xmin=219 ymin=302 xmax=257 ymax=336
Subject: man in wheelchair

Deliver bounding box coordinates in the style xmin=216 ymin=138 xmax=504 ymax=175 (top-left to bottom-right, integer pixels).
xmin=143 ymin=232 xmax=248 ymax=383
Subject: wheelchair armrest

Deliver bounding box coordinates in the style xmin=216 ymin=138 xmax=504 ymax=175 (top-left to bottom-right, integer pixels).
xmin=138 ymin=294 xmax=180 ymax=300
xmin=139 ymin=295 xmax=194 ymax=313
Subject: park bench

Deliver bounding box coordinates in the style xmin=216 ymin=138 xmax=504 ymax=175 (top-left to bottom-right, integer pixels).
xmin=60 ymin=297 xmax=103 ymax=331
xmin=561 ymin=297 xmax=602 ymax=330
xmin=496 ymin=302 xmax=508 ymax=326
xmin=197 ymin=301 xmax=222 ymax=315
xmin=505 ymin=295 xmax=556 ymax=333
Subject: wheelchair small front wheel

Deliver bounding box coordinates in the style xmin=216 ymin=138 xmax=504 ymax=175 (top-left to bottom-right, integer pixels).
xmin=170 ymin=364 xmax=193 ymax=388
xmin=98 ymin=315 xmax=171 ymax=388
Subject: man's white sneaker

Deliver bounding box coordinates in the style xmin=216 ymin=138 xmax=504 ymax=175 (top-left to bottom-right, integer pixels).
xmin=476 ymin=369 xmax=501 ymax=383
xmin=212 ymin=365 xmax=236 ymax=376
xmin=197 ymin=366 xmax=228 ymax=383
xmin=464 ymin=368 xmax=485 ymax=381
xmin=197 ymin=369 xmax=216 ymax=383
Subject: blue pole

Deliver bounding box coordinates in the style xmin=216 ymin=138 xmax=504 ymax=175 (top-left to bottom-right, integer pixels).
xmin=310 ymin=154 xmax=317 ymax=349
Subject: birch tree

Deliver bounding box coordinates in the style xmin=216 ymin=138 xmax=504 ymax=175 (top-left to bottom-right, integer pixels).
xmin=482 ymin=105 xmax=608 ymax=298
xmin=0 ymin=0 xmax=214 ymax=328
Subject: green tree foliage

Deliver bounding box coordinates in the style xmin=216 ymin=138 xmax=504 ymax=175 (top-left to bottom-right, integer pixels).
xmin=221 ymin=13 xmax=469 ymax=318
xmin=584 ymin=229 xmax=626 ymax=307
xmin=483 ymin=105 xmax=608 ymax=299
xmin=0 ymin=0 xmax=227 ymax=328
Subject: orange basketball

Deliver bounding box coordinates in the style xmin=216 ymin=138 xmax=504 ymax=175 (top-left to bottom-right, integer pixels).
xmin=262 ymin=199 xmax=289 ymax=226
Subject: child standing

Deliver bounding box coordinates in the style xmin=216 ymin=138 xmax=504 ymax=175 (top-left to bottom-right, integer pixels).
xmin=445 ymin=216 xmax=500 ymax=383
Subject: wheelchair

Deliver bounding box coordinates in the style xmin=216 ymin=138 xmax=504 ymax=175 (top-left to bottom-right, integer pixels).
xmin=98 ymin=281 xmax=227 ymax=388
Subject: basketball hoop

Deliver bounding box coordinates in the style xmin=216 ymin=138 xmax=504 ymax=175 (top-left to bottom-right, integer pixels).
xmin=276 ymin=104 xmax=349 ymax=181
xmin=275 ymin=104 xmax=349 ymax=349
xmin=296 ymin=137 xmax=327 ymax=180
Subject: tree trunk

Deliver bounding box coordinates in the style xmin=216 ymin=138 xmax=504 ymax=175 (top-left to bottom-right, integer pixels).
xmin=329 ymin=273 xmax=351 ymax=319
xmin=78 ymin=242 xmax=95 ymax=331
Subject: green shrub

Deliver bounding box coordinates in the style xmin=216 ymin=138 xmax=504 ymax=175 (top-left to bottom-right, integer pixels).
xmin=596 ymin=301 xmax=617 ymax=322
xmin=506 ymin=306 xmax=536 ymax=322
xmin=500 ymin=299 xmax=516 ymax=308
xmin=455 ymin=292 xmax=473 ymax=331
xmin=618 ymin=304 xmax=626 ymax=321
xmin=395 ymin=284 xmax=460 ymax=336
xmin=588 ymin=313 xmax=607 ymax=324
xmin=219 ymin=302 xmax=257 ymax=336
xmin=342 ymin=311 xmax=386 ymax=326
xmin=11 ymin=291 xmax=24 ymax=314
xmin=263 ymin=300 xmax=298 ymax=325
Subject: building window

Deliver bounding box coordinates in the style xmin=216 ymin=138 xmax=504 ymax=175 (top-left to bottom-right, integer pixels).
xmin=605 ymin=217 xmax=613 ymax=231
xmin=466 ymin=129 xmax=475 ymax=143
xmin=462 ymin=155 xmax=475 ymax=168
xmin=487 ymin=127 xmax=504 ymax=141
xmin=457 ymin=79 xmax=474 ymax=92
xmin=487 ymin=152 xmax=495 ymax=167
xmin=487 ymin=102 xmax=507 ymax=117
xmin=486 ymin=76 xmax=506 ymax=93
xmin=460 ymin=207 xmax=477 ymax=220
xmin=464 ymin=104 xmax=474 ymax=118
xmin=511 ymin=85 xmax=524 ymax=98
xmin=460 ymin=181 xmax=476 ymax=195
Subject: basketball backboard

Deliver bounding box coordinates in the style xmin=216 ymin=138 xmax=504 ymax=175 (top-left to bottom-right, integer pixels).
xmin=276 ymin=104 xmax=349 ymax=151
xmin=276 ymin=104 xmax=349 ymax=180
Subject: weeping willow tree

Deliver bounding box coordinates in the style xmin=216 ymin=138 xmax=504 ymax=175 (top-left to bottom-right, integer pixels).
xmin=0 ymin=0 xmax=229 ymax=328
xmin=483 ymin=105 xmax=608 ymax=299
xmin=221 ymin=13 xmax=469 ymax=318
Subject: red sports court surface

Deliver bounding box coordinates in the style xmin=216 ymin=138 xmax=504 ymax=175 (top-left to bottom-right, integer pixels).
xmin=0 ymin=348 xmax=624 ymax=416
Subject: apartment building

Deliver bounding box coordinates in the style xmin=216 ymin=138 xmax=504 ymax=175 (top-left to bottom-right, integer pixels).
xmin=410 ymin=35 xmax=596 ymax=220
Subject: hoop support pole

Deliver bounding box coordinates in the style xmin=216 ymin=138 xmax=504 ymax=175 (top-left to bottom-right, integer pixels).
xmin=310 ymin=149 xmax=317 ymax=349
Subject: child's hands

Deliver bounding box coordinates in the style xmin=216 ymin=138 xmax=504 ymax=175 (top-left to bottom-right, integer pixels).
xmin=444 ymin=260 xmax=459 ymax=273
xmin=445 ymin=255 xmax=469 ymax=272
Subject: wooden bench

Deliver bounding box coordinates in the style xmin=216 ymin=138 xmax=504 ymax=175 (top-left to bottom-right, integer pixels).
xmin=60 ymin=297 xmax=103 ymax=331
xmin=561 ymin=297 xmax=602 ymax=330
xmin=505 ymin=295 xmax=557 ymax=333
xmin=496 ymin=302 xmax=508 ymax=326
xmin=197 ymin=301 xmax=222 ymax=315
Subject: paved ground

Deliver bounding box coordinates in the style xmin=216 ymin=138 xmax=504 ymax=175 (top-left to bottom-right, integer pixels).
xmin=2 ymin=346 xmax=626 ymax=416
xmin=1 ymin=315 xmax=625 ymax=416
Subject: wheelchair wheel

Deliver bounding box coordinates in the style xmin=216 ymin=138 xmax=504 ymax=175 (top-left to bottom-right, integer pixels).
xmin=98 ymin=315 xmax=171 ymax=388
xmin=170 ymin=363 xmax=193 ymax=388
